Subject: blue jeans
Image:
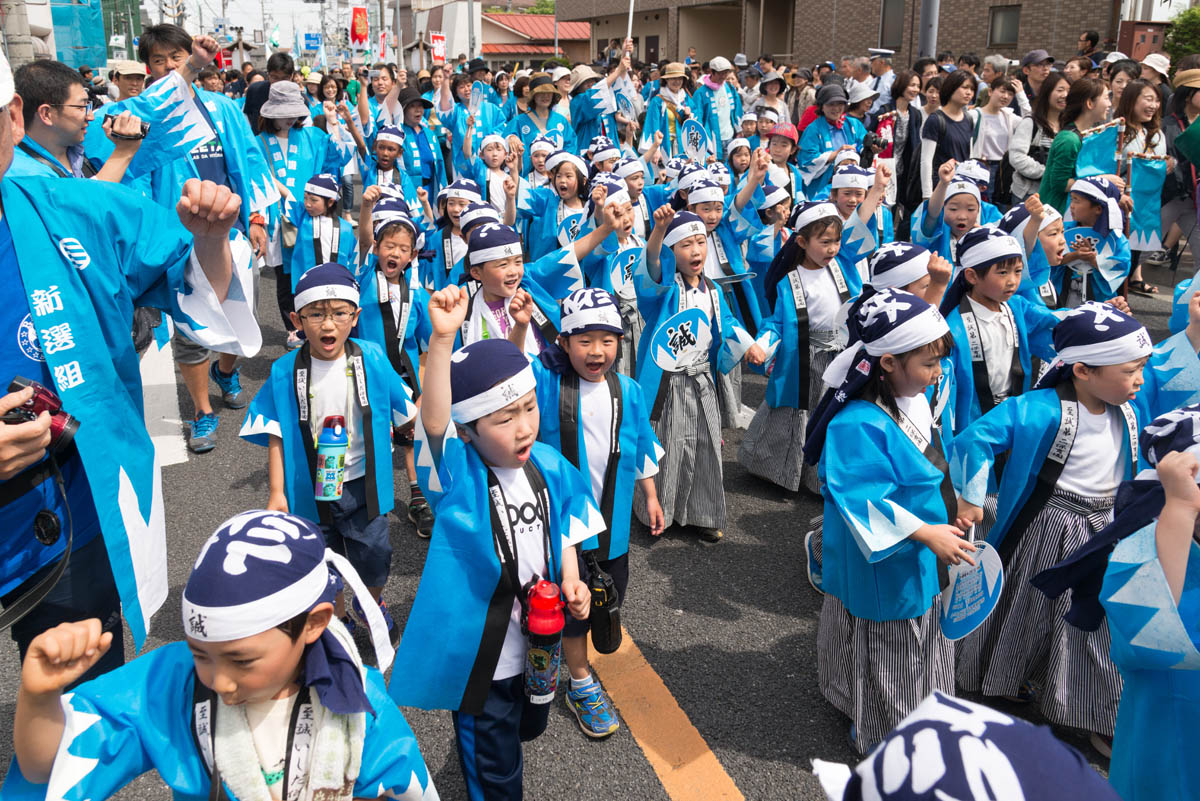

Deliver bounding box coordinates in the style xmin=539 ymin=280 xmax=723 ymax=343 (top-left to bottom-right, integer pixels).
xmin=2 ymin=534 xmax=125 ymax=685
xmin=318 ymin=476 xmax=392 ymax=587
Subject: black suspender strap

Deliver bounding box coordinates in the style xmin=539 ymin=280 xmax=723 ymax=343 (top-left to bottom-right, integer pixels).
xmin=376 ymin=272 xmax=419 ymax=398
xmin=710 ymin=231 xmax=758 ymax=337
xmin=787 ymin=261 xmax=851 ymax=410
xmin=558 ymin=371 xmax=623 ymax=556
xmin=18 ymin=142 xmax=95 ymax=178
xmin=957 ymin=297 xmax=1024 ymax=416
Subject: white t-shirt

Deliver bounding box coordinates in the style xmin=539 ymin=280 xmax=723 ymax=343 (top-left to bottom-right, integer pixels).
xmin=245 ymin=693 xmax=297 ymax=801
xmin=714 ymin=85 xmax=734 ymax=143
xmin=977 ymin=111 xmax=1010 ymax=161
xmin=309 ymin=353 xmax=366 ymax=481
xmin=1057 ymin=405 xmax=1124 ymax=497
xmin=378 ymin=167 xmax=395 ymax=186
xmin=896 ymin=393 xmax=934 ymax=443
xmin=965 ymin=297 xmax=1017 ymax=400
xmin=487 ymin=168 xmax=507 ymax=213
xmin=491 ymin=466 xmax=552 ymax=680
xmin=797 ymin=266 xmax=842 ymax=332
xmin=703 ymin=232 xmax=725 ymax=280
xmin=579 ymin=378 xmax=615 ymax=503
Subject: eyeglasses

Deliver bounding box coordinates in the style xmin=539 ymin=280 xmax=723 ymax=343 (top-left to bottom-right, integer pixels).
xmin=51 ymin=102 xmax=93 ymax=114
xmin=299 ymin=310 xmax=355 ymax=323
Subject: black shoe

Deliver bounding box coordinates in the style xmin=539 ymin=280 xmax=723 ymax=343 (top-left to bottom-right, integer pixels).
xmin=695 ymin=526 xmax=723 ymax=544
xmin=407 ymin=499 xmax=435 ymax=538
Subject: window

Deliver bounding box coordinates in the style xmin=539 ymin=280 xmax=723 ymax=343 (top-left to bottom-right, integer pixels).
xmin=879 ymin=0 xmax=904 ymax=50
xmin=988 ymin=6 xmax=1020 ymax=47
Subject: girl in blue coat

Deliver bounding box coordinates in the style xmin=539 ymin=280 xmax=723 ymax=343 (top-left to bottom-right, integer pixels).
xmin=278 ymin=174 xmax=359 ymax=292
xmin=517 ymin=150 xmax=589 ymax=261
xmin=804 ymin=287 xmax=971 ymax=753
xmin=912 ymin=159 xmax=982 ymax=266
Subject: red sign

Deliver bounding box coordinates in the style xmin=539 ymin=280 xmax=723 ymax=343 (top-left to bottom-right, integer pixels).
xmin=350 ymin=6 xmax=368 ymax=48
xmin=430 ymin=31 xmax=445 ymax=63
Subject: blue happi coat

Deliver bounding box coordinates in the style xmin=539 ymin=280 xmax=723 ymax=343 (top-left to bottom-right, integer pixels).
xmin=419 ymin=225 xmax=469 ymax=292
xmin=951 ymin=330 xmax=1200 ymax=550
xmin=690 ymin=82 xmax=743 ymax=158
xmin=533 ymin=361 xmax=663 ymax=560
xmin=517 ymin=184 xmax=586 ymax=262
xmin=1 ymin=175 xmax=260 ymax=649
xmin=393 ymin=424 xmax=605 ymax=711
xmin=1102 ymin=521 xmax=1200 ymax=801
xmin=943 ymin=295 xmax=1060 ymax=434
xmin=503 ymin=110 xmax=576 ymax=174
xmin=0 ymin=642 xmax=436 ymax=801
xmin=639 ymin=94 xmax=692 ymax=160
xmin=354 ymin=268 xmax=433 ymax=395
xmin=359 ymin=151 xmax=422 ymax=211
xmin=398 ymin=121 xmax=446 ymax=203
xmin=819 ymin=399 xmax=951 ymax=621
xmin=239 ymin=339 xmax=416 ymax=522
xmin=1171 ymin=277 xmax=1198 ymax=334
xmin=798 ymin=115 xmax=867 ymax=199
xmin=570 ymin=83 xmax=618 ymax=148
xmin=280 ymin=197 xmax=359 ymax=289
xmin=1055 ymin=223 xmax=1131 ymax=302
xmin=438 ymin=101 xmax=506 ymax=177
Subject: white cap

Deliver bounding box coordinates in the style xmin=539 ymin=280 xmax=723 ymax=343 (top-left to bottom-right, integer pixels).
xmin=710 ymin=56 xmax=732 ymax=72
xmin=1142 ymin=52 xmax=1170 ymax=79
xmin=1103 ymin=51 xmax=1128 ymax=64
xmin=846 ymin=79 xmax=878 ymax=105
xmin=0 ymin=49 xmax=13 ymax=107
xmin=550 ymin=66 xmax=570 ymax=82
xmin=305 ymin=71 xmax=323 ymax=83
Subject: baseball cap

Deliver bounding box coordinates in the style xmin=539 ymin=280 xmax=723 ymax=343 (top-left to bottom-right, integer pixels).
xmin=1021 ymin=49 xmax=1053 ymax=67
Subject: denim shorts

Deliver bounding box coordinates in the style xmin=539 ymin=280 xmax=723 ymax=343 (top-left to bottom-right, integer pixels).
xmin=319 ymin=475 xmax=392 ymax=587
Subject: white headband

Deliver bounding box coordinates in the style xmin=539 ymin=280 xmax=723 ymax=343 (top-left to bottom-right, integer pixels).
xmin=479 ymin=133 xmax=508 ymax=153
xmin=304 ymin=181 xmax=340 ymax=200
xmin=561 ymin=304 xmax=623 ymax=335
xmin=547 ymin=152 xmax=587 ymax=176
xmin=688 ymin=184 xmax=725 ymax=205
xmin=376 ymin=130 xmax=405 ymax=146
xmin=470 ymin=241 xmax=523 ymax=265
xmin=1055 ymin=327 xmax=1153 ymax=368
xmin=726 ymin=137 xmax=750 ymax=154
xmin=758 ymin=185 xmax=789 ymax=210
xmin=870 ymin=251 xmax=932 ymax=289
xmin=823 ymin=306 xmax=950 ymax=388
xmin=604 ymin=187 xmax=632 ymax=208
xmin=182 ymin=557 xmax=327 ymax=643
xmin=294 ymin=282 xmax=360 ymax=311
xmin=664 ymin=220 xmax=708 ymax=247
xmin=831 ymin=170 xmax=873 ymax=191
xmin=615 ymin=159 xmax=645 ymax=179
xmin=444 ymin=185 xmax=481 ymax=201
xmin=945 ymin=180 xmax=981 ymax=205
xmin=592 ymin=145 xmax=621 ymax=163
xmin=531 ymin=139 xmax=557 ymax=155
xmin=793 ymin=202 xmax=840 ymax=231
xmin=1038 ymin=206 xmax=1063 ymax=231
xmin=960 ymin=234 xmax=1022 ymax=271
xmin=450 ymin=362 xmax=537 ymax=423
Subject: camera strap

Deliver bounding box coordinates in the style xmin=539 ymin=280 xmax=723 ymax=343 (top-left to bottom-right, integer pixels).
xmin=0 ymin=456 xmax=74 ymax=632
xmin=558 ymin=371 xmax=623 ymax=556
xmin=16 ymin=143 xmax=98 ymax=179
xmin=293 ymin=340 xmax=378 ymax=526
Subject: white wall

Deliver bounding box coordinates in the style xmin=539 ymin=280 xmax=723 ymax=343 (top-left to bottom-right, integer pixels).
xmin=587 ymin=11 xmax=669 ymax=62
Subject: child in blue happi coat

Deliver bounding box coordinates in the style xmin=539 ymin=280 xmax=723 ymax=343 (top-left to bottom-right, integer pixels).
xmin=763 ymin=123 xmax=808 ymax=204
xmin=615 ymin=155 xmax=660 ymax=242
xmin=804 ymin=288 xmax=971 ymax=753
xmin=354 ymin=212 xmax=436 ymax=538
xmin=912 ymin=159 xmax=982 ymax=265
xmin=503 ymin=76 xmax=575 ymax=175
xmin=357 ymin=124 xmax=421 ymax=211
xmin=998 ymin=193 xmax=1067 ymax=308
xmin=278 ymin=173 xmax=359 ymax=292
xmin=745 ymin=182 xmax=795 ymax=309
xmin=513 ymin=288 xmax=664 ymax=739
xmin=517 ymin=150 xmax=589 ymax=261
xmin=7 ymin=510 xmax=434 ymax=801
xmin=1057 ymin=175 xmax=1131 ymax=305
xmin=740 ymin=201 xmax=863 ymax=493
xmin=827 ymin=163 xmax=892 ymax=280
xmin=461 ymin=128 xmax=522 ymax=221
xmin=725 ymin=136 xmax=753 ymax=190
xmin=241 ymin=265 xmax=417 ymax=638
xmin=420 ymin=178 xmax=482 ymax=291
xmin=392 ymin=300 xmax=604 ymax=799
xmin=953 ymin=159 xmax=1004 ymax=224
xmin=525 ymin=134 xmax=557 ymax=189
xmin=587 ymin=135 xmax=622 ymax=176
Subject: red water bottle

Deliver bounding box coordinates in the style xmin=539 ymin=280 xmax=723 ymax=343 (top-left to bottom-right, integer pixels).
xmin=523 ymin=580 xmax=565 ymax=704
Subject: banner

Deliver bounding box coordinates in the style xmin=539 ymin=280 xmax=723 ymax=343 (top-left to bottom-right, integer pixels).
xmin=379 ymin=31 xmax=389 ymax=61
xmin=350 ymin=6 xmax=369 ymax=48
xmin=1075 ymin=123 xmax=1121 ymax=179
xmin=430 ymin=31 xmax=446 ymax=62
xmin=1129 ymin=157 xmax=1167 ymax=251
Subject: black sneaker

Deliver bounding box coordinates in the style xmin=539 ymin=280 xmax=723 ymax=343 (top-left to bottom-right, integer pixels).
xmin=408 ymin=499 xmax=435 ymax=538
xmin=696 ymin=526 xmax=723 ymax=544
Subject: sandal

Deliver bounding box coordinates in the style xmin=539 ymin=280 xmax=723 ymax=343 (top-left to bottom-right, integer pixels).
xmin=1129 ymin=279 xmax=1159 ymax=295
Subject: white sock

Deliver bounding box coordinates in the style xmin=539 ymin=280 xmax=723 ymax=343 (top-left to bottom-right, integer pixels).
xmin=570 ymin=672 xmax=594 ymax=690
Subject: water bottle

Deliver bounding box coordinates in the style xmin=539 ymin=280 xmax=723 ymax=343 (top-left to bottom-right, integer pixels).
xmin=314 ymin=415 xmax=348 ymax=501
xmin=585 ymin=553 xmax=622 ymax=654
xmin=523 ymin=580 xmax=564 ymax=704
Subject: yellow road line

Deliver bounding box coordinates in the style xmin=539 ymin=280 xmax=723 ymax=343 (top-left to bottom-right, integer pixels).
xmin=590 ymin=629 xmax=745 ymax=801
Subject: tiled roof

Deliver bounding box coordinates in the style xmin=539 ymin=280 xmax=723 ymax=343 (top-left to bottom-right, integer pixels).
xmin=482 ymin=13 xmax=590 ymax=41
xmin=480 ymin=43 xmax=564 ymax=55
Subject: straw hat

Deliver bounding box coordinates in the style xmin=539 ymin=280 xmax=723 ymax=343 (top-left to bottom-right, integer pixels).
xmin=528 ymin=73 xmax=561 ymax=99
xmin=660 ymin=62 xmax=687 ymax=80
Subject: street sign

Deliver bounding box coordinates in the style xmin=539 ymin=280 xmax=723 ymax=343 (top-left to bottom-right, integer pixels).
xmin=253 ymin=29 xmax=264 ymax=43
xmin=304 ymin=33 xmax=323 ymax=52
xmin=109 ymin=34 xmax=127 ymax=49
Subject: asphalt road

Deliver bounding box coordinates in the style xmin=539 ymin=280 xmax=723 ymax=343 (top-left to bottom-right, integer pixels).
xmin=0 ymin=257 xmax=1187 ymax=801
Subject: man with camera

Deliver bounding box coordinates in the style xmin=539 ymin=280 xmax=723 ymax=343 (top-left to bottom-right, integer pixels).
xmin=0 ymin=44 xmax=261 ymax=683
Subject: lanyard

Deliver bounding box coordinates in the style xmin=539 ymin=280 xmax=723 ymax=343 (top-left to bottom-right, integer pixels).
xmin=558 ymin=371 xmax=623 ymax=556
xmin=312 ymin=216 xmax=341 ymax=265
xmin=376 ymin=271 xmax=418 ymax=397
xmin=958 ymin=297 xmax=1023 ymax=415
xmin=293 ymin=341 xmax=378 ymax=524
xmin=192 ymin=679 xmax=313 ymax=801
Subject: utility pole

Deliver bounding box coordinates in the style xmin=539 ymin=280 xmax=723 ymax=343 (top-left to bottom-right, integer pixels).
xmin=467 ymin=0 xmax=475 ymax=59
xmin=1 ymin=0 xmax=36 ymax=70
xmin=917 ymin=0 xmax=939 ymax=59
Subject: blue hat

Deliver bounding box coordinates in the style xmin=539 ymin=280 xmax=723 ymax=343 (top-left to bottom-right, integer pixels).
xmin=294 ymin=262 xmax=360 ymax=310
xmin=939 ymin=226 xmax=1023 ymax=314
xmin=371 ymin=194 xmax=413 ymax=224
xmin=1034 ymin=301 xmax=1152 ymax=389
xmin=439 ymin=178 xmax=483 ymax=204
xmin=954 ymin=158 xmax=991 ymax=187
xmin=588 ymin=135 xmax=621 ymax=163
xmin=1068 ymin=175 xmax=1123 ymax=237
xmin=467 ymin=222 xmax=523 ymax=266
xmin=614 ymin=156 xmax=645 ymax=179
xmin=182 ymin=510 xmax=393 ymax=714
xmin=530 ymin=134 xmax=560 ymax=155
xmin=449 ymin=339 xmax=536 ymax=423
xmin=588 ymin=171 xmax=631 ymax=214
xmin=460 ymin=201 xmax=501 ymax=236
xmin=304 ymin=173 xmax=340 ymax=200
xmin=375 ymin=124 xmax=405 ymax=146
xmin=560 ymin=288 xmax=624 ymax=336
xmin=757 ymin=182 xmax=789 ymax=210
xmin=372 ymin=211 xmax=418 ymax=243
xmin=708 ymin=162 xmax=731 ymax=187
xmin=815 ymin=691 xmax=1122 ymax=801
xmin=868 ymin=241 xmax=932 ymax=290
xmin=663 ymin=210 xmax=707 ymax=247
xmin=674 ymin=162 xmax=709 ymax=193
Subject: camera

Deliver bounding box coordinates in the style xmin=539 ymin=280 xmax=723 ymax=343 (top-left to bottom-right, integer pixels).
xmin=860 ymin=132 xmax=882 ymax=168
xmin=1 ymin=376 xmax=80 ymax=452
xmin=105 ymin=116 xmax=151 ymax=141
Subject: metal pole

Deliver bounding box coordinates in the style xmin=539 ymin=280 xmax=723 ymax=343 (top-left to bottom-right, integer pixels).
xmin=467 ymin=0 xmax=476 ymax=59
xmin=1 ymin=0 xmax=36 ymax=69
xmin=917 ymin=0 xmax=938 ymax=59
xmin=554 ymin=16 xmax=558 ymax=58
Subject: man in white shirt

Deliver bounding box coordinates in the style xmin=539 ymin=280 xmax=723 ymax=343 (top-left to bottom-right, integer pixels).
xmin=868 ymin=49 xmax=895 ymax=116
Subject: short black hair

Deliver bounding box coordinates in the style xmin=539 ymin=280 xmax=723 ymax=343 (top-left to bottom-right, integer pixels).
xmin=266 ymin=52 xmax=294 ymax=75
xmin=14 ymin=60 xmax=86 ymax=127
xmin=759 ymin=53 xmax=773 ymax=63
xmin=939 ymin=68 xmax=974 ymax=106
xmin=913 ymin=57 xmax=937 ymax=75
xmin=138 ymin=23 xmax=192 ymax=65
xmin=78 ymin=65 xmax=92 ymax=76
xmin=1083 ymin=30 xmax=1100 ymax=47
xmin=197 ymin=67 xmax=220 ymax=82
xmin=937 ymin=50 xmax=954 ymax=62
xmin=958 ymin=52 xmax=980 ymax=69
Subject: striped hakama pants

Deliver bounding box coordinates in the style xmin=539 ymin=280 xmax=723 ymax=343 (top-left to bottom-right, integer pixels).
xmin=615 ymin=296 xmax=644 ymax=379
xmin=635 ymin=364 xmax=727 ymax=530
xmin=818 ymin=594 xmax=956 ymax=754
xmin=956 ymin=489 xmax=1122 ymax=737
xmin=737 ymin=341 xmax=838 ymax=493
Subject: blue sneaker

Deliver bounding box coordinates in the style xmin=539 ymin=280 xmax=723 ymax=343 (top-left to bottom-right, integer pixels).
xmin=209 ymin=362 xmax=247 ymax=409
xmin=352 ymin=595 xmax=400 ymax=647
xmin=805 ymin=525 xmax=824 ymax=595
xmin=188 ymin=413 xmax=219 ymax=453
xmin=565 ymin=678 xmax=619 ymax=739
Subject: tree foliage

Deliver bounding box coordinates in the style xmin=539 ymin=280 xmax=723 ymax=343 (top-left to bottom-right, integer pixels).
xmin=1164 ymin=6 xmax=1200 ymax=71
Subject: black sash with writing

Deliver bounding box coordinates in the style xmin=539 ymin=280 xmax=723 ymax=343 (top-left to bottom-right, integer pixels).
xmin=958 ymin=297 xmax=1024 ymax=416
xmin=442 ymin=227 xmax=455 ymax=287
xmin=312 ymin=216 xmax=341 ymax=265
xmin=376 ymin=272 xmax=418 ymax=398
xmin=558 ymin=371 xmax=623 ymax=556
xmin=710 ymin=231 xmax=758 ymax=337
xmin=788 ymin=262 xmax=850 ymax=410
xmin=873 ymin=396 xmax=956 ymax=590
xmin=997 ymin=383 xmax=1138 ymax=562
xmin=293 ymin=340 xmax=377 ymax=525
xmin=192 ymin=678 xmax=313 ymax=801
xmin=461 ymin=462 xmax=552 ymax=714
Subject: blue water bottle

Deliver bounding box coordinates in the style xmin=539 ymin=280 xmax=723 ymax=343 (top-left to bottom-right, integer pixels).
xmin=315 ymin=415 xmax=348 ymax=501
